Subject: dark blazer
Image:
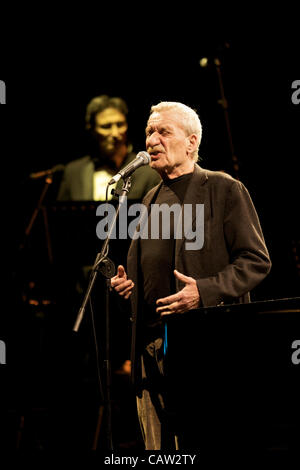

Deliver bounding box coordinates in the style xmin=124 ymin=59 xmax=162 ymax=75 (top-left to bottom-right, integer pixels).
xmin=57 ymin=152 xmax=161 ymax=201
xmin=127 ymin=164 xmax=271 ymax=384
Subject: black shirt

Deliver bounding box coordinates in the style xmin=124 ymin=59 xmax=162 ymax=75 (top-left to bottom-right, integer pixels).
xmin=139 ymin=172 xmax=193 ymax=338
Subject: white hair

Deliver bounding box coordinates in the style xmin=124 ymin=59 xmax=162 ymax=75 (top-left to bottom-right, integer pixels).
xmin=149 ymin=101 xmax=202 ymax=161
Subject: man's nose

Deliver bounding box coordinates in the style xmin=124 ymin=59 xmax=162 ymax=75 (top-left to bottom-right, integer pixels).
xmin=146 ymin=131 xmax=160 ymax=147
xmin=110 ymin=124 xmax=121 ymax=138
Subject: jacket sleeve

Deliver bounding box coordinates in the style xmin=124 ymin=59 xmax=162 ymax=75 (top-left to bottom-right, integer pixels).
xmin=56 ymin=168 xmax=71 ymax=201
xmin=196 ymin=180 xmax=271 ymax=307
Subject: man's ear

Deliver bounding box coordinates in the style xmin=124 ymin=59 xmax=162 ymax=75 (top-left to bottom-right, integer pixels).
xmin=186 ymin=134 xmax=198 ymax=155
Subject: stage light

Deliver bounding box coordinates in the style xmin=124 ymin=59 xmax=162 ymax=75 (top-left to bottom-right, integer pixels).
xmin=199 ymin=57 xmax=208 ymax=68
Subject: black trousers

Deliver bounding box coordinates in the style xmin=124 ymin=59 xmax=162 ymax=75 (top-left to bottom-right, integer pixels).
xmin=136 ymin=337 xmax=181 ymax=451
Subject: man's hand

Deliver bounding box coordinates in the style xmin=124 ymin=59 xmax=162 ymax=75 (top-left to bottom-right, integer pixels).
xmin=111 ymin=265 xmax=134 ymax=300
xmin=156 ymin=270 xmax=200 ymax=316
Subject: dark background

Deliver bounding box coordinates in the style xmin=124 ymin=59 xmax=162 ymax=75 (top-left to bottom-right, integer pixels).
xmin=0 ymin=24 xmax=299 ymax=454
xmin=3 ymin=33 xmax=298 ymax=299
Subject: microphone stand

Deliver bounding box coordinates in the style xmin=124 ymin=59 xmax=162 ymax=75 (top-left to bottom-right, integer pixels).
xmin=213 ymin=56 xmax=240 ymax=180
xmin=19 ymin=174 xmax=54 ymax=264
xmin=16 ymin=172 xmax=55 ymax=449
xmin=73 ymin=176 xmax=132 ymax=451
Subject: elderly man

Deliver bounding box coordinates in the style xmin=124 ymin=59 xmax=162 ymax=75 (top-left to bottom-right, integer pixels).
xmin=111 ymin=101 xmax=271 ymax=450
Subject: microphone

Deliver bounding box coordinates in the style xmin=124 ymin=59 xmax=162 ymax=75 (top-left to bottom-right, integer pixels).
xmin=29 ymin=164 xmax=65 ymax=179
xmin=108 ymin=151 xmax=151 ymax=185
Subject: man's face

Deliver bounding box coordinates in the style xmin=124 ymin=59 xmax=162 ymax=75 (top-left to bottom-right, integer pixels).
xmin=145 ymin=110 xmax=193 ymax=176
xmin=94 ymin=108 xmax=128 ymax=155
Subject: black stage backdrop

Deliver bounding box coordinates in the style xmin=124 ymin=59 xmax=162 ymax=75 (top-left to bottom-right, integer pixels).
xmin=0 ymin=25 xmax=299 ymax=457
